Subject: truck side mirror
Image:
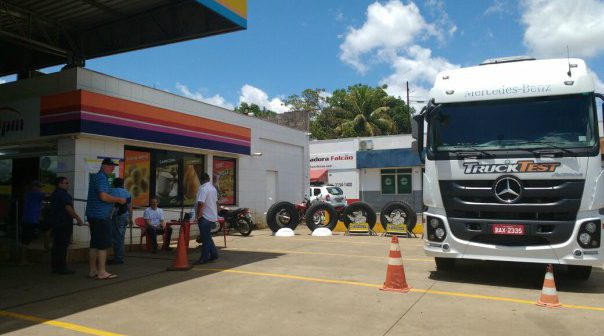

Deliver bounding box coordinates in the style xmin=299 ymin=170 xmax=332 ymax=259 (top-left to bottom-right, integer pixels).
xmin=412 ymin=114 xmax=425 ymax=164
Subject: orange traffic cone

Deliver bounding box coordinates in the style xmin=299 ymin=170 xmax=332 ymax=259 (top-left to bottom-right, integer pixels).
xmin=536 ymin=264 xmax=561 ymax=308
xmin=380 ymin=235 xmax=411 ymax=293
xmin=167 ymin=225 xmax=192 ymax=271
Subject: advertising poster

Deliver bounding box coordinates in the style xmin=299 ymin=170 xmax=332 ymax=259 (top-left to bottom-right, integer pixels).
xmin=183 ymin=157 xmax=204 ymax=206
xmin=213 ymin=158 xmax=236 ymax=205
xmin=124 ymin=150 xmax=150 ymax=207
xmin=155 ymin=157 xmax=179 ymax=207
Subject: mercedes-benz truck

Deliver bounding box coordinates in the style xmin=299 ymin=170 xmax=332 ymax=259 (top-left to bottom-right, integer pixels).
xmin=412 ymin=57 xmax=604 ymax=279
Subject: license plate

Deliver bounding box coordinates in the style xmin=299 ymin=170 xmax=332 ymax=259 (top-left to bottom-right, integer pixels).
xmin=492 ymin=224 xmax=524 ymax=235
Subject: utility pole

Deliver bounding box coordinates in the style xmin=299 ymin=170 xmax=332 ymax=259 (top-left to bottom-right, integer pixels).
xmin=406 ymin=81 xmax=410 ymax=107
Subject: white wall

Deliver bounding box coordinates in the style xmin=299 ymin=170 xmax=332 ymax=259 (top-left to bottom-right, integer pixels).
xmin=327 ymin=169 xmax=359 ymax=199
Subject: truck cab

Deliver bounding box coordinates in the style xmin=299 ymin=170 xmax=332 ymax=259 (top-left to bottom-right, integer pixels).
xmin=413 ymin=57 xmax=604 ymax=279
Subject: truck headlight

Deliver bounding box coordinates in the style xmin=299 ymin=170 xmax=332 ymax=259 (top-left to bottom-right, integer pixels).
xmin=427 ymin=216 xmax=446 ymax=242
xmin=577 ymin=221 xmax=601 ymax=249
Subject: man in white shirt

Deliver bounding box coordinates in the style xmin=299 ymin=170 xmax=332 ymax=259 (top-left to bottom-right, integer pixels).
xmin=143 ymin=196 xmax=173 ymax=253
xmin=194 ymin=172 xmax=218 ymax=264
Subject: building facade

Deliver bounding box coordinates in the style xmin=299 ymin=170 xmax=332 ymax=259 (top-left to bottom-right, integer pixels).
xmin=309 ymin=134 xmax=423 ymax=213
xmin=0 ymin=68 xmax=308 ymax=246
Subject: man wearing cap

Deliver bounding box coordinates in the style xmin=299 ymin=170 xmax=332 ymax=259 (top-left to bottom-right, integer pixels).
xmin=86 ymin=158 xmax=126 ymax=280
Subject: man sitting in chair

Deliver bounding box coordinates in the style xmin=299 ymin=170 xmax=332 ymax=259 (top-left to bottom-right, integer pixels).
xmin=143 ymin=196 xmax=173 ymax=253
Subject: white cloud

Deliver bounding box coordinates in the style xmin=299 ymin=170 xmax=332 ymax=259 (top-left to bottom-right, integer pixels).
xmin=484 ymin=0 xmax=511 ymax=15
xmin=380 ymin=46 xmax=459 ymax=111
xmin=175 ymin=83 xmax=234 ymax=110
xmin=591 ymin=71 xmax=604 ymax=94
xmin=239 ymin=84 xmax=290 ymax=113
xmin=0 ymin=79 xmax=5 ymax=84
xmin=521 ymin=0 xmax=604 ymax=58
xmin=339 ymin=1 xmax=459 ymax=112
xmin=339 ymin=0 xmax=438 ymax=73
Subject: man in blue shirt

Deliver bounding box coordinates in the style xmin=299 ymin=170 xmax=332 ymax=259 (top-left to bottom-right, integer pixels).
xmin=20 ymin=180 xmax=46 ymax=265
xmin=86 ymin=158 xmax=126 ymax=280
xmin=50 ymin=176 xmax=84 ymax=274
xmin=108 ymin=178 xmax=131 ymax=265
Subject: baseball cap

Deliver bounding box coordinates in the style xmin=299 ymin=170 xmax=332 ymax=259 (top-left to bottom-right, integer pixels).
xmin=101 ymin=158 xmax=118 ymax=166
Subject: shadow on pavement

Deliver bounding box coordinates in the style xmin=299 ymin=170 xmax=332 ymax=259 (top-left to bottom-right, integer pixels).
xmin=428 ymin=260 xmax=604 ymax=293
xmin=0 ymin=246 xmax=284 ymax=335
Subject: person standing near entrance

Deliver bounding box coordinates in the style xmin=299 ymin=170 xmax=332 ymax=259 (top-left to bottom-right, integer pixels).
xmin=20 ymin=180 xmax=46 ymax=265
xmin=108 ymin=178 xmax=131 ymax=265
xmin=195 ymin=172 xmax=218 ymax=264
xmin=50 ymin=176 xmax=84 ymax=274
xmin=86 ymin=158 xmax=126 ymax=280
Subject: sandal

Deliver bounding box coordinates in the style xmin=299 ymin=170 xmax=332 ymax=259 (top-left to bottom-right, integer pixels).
xmin=96 ymin=273 xmax=118 ymax=280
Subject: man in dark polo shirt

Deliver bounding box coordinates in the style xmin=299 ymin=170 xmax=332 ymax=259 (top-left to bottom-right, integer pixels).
xmin=86 ymin=158 xmax=126 ymax=280
xmin=50 ymin=176 xmax=84 ymax=274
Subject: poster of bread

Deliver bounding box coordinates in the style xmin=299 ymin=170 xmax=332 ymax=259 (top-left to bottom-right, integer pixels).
xmin=183 ymin=157 xmax=203 ymax=206
xmin=124 ymin=150 xmax=150 ymax=207
xmin=213 ymin=158 xmax=235 ymax=205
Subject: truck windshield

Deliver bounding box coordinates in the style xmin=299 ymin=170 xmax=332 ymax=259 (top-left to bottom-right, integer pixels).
xmin=428 ymin=94 xmax=597 ymax=152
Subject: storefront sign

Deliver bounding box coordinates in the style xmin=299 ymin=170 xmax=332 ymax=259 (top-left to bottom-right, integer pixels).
xmin=310 ymin=152 xmax=356 ymax=169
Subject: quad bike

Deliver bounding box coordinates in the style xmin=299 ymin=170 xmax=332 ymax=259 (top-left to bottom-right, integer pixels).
xmin=266 ymin=198 xmax=376 ymax=232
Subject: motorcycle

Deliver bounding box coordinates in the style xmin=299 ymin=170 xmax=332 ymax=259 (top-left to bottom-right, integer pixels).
xmin=209 ymin=206 xmax=254 ymax=236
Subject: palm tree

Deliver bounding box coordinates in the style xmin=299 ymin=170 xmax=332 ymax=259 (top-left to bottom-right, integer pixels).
xmin=333 ymin=85 xmax=396 ymax=137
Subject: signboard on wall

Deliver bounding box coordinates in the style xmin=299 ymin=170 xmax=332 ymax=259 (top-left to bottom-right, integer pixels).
xmin=124 ymin=150 xmax=151 ymax=207
xmin=310 ymin=152 xmax=356 ymax=169
xmin=0 ymin=99 xmax=40 ymax=141
xmin=213 ymin=157 xmax=236 ymax=205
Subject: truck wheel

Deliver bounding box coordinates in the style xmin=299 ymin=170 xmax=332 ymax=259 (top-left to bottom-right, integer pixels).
xmin=305 ymin=202 xmax=338 ymax=231
xmin=266 ymin=201 xmax=299 ymax=232
xmin=435 ymin=257 xmax=456 ymax=271
xmin=342 ymin=202 xmax=377 ymax=230
xmin=567 ymin=265 xmax=591 ymax=280
xmin=379 ymin=201 xmax=417 ymax=233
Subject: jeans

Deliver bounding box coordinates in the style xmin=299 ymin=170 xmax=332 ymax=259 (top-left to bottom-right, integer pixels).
xmin=51 ymin=223 xmax=72 ymax=271
xmin=197 ymin=217 xmax=218 ymax=262
xmin=111 ymin=214 xmax=128 ymax=262
xmin=146 ymin=225 xmax=173 ymax=251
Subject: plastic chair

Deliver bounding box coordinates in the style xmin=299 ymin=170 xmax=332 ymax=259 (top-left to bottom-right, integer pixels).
xmin=134 ymin=217 xmax=152 ymax=251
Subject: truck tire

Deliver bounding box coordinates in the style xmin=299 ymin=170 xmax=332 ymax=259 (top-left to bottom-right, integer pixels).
xmin=379 ymin=201 xmax=417 ymax=233
xmin=435 ymin=257 xmax=456 ymax=271
xmin=567 ymin=265 xmax=591 ymax=280
xmin=305 ymin=202 xmax=338 ymax=231
xmin=342 ymin=202 xmax=377 ymax=230
xmin=266 ymin=201 xmax=299 ymax=232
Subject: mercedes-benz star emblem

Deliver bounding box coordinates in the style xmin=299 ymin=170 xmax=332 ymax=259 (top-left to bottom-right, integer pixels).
xmin=493 ymin=176 xmax=522 ymax=204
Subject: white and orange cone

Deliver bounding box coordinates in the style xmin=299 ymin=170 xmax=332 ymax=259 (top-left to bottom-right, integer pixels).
xmin=380 ymin=235 xmax=411 ymax=293
xmin=536 ymin=264 xmax=561 ymax=308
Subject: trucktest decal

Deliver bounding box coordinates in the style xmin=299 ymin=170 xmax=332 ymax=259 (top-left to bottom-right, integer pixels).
xmin=463 ymin=160 xmax=561 ymax=174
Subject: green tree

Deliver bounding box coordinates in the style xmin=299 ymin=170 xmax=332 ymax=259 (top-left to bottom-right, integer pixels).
xmin=331 ymin=84 xmax=397 ymax=137
xmin=234 ymin=102 xmax=277 ymax=118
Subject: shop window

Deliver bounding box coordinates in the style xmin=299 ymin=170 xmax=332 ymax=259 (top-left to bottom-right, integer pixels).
xmin=125 ymin=146 xmax=205 ymax=208
xmin=213 ymin=157 xmax=237 ymax=205
xmin=0 ymin=159 xmax=12 ymax=233
xmin=39 ymin=156 xmax=58 ymax=194
xmin=381 ymin=168 xmax=412 ymax=195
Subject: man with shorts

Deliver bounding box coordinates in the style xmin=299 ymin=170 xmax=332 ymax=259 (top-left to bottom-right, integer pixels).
xmin=86 ymin=158 xmax=126 ymax=280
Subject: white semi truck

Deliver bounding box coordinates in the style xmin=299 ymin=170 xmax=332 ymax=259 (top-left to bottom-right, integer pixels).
xmin=412 ymin=57 xmax=603 ymax=279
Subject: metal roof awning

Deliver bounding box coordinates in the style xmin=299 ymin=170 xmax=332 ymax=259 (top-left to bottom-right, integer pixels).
xmin=0 ymin=0 xmax=247 ymax=76
xmin=310 ymin=169 xmax=328 ymax=184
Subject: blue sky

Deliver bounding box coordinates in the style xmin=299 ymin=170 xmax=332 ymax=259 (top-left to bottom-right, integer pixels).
xmin=2 ymin=0 xmax=604 ymax=112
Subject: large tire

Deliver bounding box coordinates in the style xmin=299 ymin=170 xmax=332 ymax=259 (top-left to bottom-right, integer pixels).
xmin=266 ymin=201 xmax=300 ymax=232
xmin=305 ymin=202 xmax=338 ymax=231
xmin=568 ymin=265 xmax=591 ymax=280
xmin=380 ymin=201 xmax=417 ymax=233
xmin=342 ymin=201 xmax=377 ymax=230
xmin=236 ymin=218 xmax=253 ymax=236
